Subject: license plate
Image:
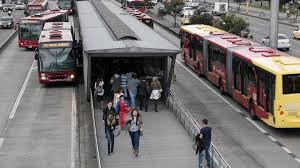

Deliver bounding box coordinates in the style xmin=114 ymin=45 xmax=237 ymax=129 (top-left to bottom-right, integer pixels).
xmin=28 ymin=45 xmax=32 ymax=48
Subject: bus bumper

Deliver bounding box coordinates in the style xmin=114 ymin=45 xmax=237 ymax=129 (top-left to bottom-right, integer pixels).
xmin=39 ymin=71 xmax=76 ymax=84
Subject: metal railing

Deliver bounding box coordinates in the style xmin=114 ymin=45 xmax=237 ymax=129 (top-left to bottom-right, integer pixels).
xmin=90 ymin=89 xmax=102 ymax=168
xmin=166 ymin=90 xmax=232 ymax=168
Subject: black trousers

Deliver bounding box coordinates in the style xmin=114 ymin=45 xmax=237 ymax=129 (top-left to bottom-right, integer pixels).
xmin=139 ymin=95 xmax=148 ymax=112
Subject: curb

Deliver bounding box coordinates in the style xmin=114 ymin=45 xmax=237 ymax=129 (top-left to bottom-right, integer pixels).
xmin=198 ymin=2 xmax=299 ymax=28
xmin=153 ymin=19 xmax=179 ymax=36
xmin=230 ymin=10 xmax=298 ymax=28
xmin=0 ymin=30 xmax=18 ymax=53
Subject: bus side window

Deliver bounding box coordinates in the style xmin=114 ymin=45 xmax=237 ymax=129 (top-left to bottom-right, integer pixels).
xmin=248 ymin=65 xmax=256 ymax=86
xmin=241 ymin=61 xmax=248 ymax=95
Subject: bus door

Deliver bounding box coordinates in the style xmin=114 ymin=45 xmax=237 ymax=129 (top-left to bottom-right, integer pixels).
xmin=256 ymin=68 xmax=272 ymax=118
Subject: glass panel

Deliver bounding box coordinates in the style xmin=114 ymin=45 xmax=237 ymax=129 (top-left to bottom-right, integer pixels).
xmin=39 ymin=47 xmax=75 ymax=72
xmin=58 ymin=1 xmax=72 ymax=9
xmin=283 ymin=74 xmax=300 ymax=94
xmin=19 ymin=24 xmax=43 ymax=40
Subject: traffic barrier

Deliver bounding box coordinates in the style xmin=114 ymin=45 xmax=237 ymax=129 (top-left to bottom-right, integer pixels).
xmin=0 ymin=30 xmax=18 ymax=54
xmin=166 ymin=90 xmax=232 ymax=168
xmin=90 ymin=89 xmax=102 ymax=168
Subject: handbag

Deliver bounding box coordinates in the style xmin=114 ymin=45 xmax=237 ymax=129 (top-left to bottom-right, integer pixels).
xmin=114 ymin=126 xmax=121 ymax=137
xmin=139 ymin=126 xmax=144 ymax=136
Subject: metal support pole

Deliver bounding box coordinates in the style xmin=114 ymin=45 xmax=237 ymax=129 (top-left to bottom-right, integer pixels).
xmin=269 ymin=0 xmax=279 ymax=49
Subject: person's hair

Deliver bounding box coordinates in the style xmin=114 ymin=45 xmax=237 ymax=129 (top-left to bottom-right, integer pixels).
xmin=202 ymin=119 xmax=208 ymax=125
xmin=107 ymin=101 xmax=112 ymax=105
xmin=115 ymin=87 xmax=122 ymax=94
xmin=131 ymin=108 xmax=141 ymax=119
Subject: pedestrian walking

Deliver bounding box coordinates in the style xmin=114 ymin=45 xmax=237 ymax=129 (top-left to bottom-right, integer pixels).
xmin=120 ymin=73 xmax=128 ymax=98
xmin=113 ymin=88 xmax=123 ymax=108
xmin=127 ymin=73 xmax=140 ymax=108
xmin=196 ymin=119 xmax=212 ymax=168
xmin=103 ymin=102 xmax=117 ymax=124
xmin=116 ymin=95 xmax=130 ymax=129
xmin=104 ymin=106 xmax=117 ymax=155
xmin=125 ymin=108 xmax=144 ymax=157
xmin=94 ymin=78 xmax=104 ymax=108
xmin=149 ymin=77 xmax=162 ymax=112
xmin=110 ymin=72 xmax=120 ymax=94
xmin=137 ymin=77 xmax=150 ymax=112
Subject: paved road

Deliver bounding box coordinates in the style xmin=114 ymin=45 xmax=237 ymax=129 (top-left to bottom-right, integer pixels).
xmin=151 ymin=3 xmax=300 ymax=57
xmin=95 ymin=102 xmax=198 ymax=168
xmin=153 ymin=23 xmax=300 ymax=168
xmin=0 ymin=9 xmax=24 ymax=45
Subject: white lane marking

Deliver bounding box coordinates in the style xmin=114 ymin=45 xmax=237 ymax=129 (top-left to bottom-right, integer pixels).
xmin=281 ymin=147 xmax=292 ymax=154
xmin=0 ymin=138 xmax=4 ymax=149
xmin=176 ymin=60 xmax=270 ymax=134
xmin=244 ymin=117 xmax=268 ymax=134
xmin=295 ymin=158 xmax=300 ymax=164
xmin=267 ymin=135 xmax=277 ymax=142
xmin=71 ymin=88 xmax=76 ymax=168
xmin=9 ymin=60 xmax=34 ymax=119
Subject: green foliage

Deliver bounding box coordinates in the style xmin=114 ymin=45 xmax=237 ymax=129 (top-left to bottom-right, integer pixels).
xmin=218 ymin=14 xmax=249 ymax=36
xmin=164 ymin=0 xmax=183 ymax=16
xmin=190 ymin=12 xmax=213 ymax=25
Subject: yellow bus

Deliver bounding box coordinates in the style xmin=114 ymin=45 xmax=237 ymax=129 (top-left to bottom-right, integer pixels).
xmin=180 ymin=24 xmax=300 ymax=128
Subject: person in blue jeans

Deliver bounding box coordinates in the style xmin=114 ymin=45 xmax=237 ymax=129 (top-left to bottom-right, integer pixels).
xmin=125 ymin=109 xmax=144 ymax=157
xmin=104 ymin=109 xmax=117 ymax=155
xmin=196 ymin=119 xmax=212 ymax=168
xmin=127 ymin=73 xmax=140 ymax=108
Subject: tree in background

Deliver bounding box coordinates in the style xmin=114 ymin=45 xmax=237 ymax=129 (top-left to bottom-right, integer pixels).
xmin=164 ymin=0 xmax=183 ymax=27
xmin=218 ymin=14 xmax=249 ymax=36
xmin=190 ymin=8 xmax=213 ymax=25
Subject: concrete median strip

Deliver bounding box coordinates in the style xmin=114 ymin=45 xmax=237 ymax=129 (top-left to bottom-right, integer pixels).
xmin=0 ymin=30 xmax=18 ymax=53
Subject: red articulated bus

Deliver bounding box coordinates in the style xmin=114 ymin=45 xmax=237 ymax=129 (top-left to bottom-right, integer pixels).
xmin=127 ymin=8 xmax=153 ymax=28
xmin=25 ymin=0 xmax=49 ymax=16
xmin=18 ymin=9 xmax=69 ymax=49
xmin=126 ymin=0 xmax=145 ymax=13
xmin=57 ymin=0 xmax=75 ymax=14
xmin=181 ymin=24 xmax=300 ymax=128
xmin=35 ymin=29 xmax=77 ymax=84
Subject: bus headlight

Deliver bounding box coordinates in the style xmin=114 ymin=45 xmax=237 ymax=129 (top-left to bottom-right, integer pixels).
xmin=41 ymin=73 xmax=47 ymax=80
xmin=70 ymin=74 xmax=75 ymax=79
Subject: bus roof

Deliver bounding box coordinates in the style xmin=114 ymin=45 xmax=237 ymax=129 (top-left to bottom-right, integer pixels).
xmin=127 ymin=0 xmax=144 ymax=2
xmin=208 ymin=34 xmax=259 ymax=49
xmin=38 ymin=29 xmax=73 ymax=44
xmin=233 ymin=46 xmax=300 ymax=75
xmin=127 ymin=8 xmax=152 ymax=19
xmin=181 ymin=24 xmax=226 ymax=37
xmin=43 ymin=22 xmax=72 ymax=30
xmin=19 ymin=9 xmax=68 ymax=23
xmin=28 ymin=0 xmax=48 ymax=6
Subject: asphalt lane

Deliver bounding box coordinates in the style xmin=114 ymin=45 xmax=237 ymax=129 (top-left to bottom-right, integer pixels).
xmin=0 ymin=63 xmax=74 ymax=167
xmin=0 ymin=36 xmax=34 ymax=139
xmin=154 ymin=23 xmax=300 ymax=167
xmin=0 ymin=9 xmax=25 ymax=44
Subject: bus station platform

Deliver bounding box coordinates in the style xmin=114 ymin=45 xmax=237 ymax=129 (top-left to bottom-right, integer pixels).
xmin=93 ymin=102 xmax=197 ymax=168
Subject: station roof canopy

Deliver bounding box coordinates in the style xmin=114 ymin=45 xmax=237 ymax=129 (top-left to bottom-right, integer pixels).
xmin=76 ymin=0 xmax=180 ymax=57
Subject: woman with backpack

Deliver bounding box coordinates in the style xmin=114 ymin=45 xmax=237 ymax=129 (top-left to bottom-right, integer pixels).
xmin=125 ymin=109 xmax=144 ymax=157
xmin=150 ymin=77 xmax=162 ymax=112
xmin=94 ymin=78 xmax=104 ymax=108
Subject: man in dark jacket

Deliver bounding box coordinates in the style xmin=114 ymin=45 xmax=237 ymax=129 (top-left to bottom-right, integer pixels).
xmin=137 ymin=77 xmax=150 ymax=112
xmin=196 ymin=119 xmax=212 ymax=168
xmin=103 ymin=102 xmax=117 ymax=122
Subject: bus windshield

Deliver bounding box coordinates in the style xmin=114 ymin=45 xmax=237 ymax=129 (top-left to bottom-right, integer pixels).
xmin=58 ymin=1 xmax=72 ymax=9
xmin=39 ymin=47 xmax=75 ymax=72
xmin=283 ymin=74 xmax=300 ymax=94
xmin=20 ymin=24 xmax=43 ymax=40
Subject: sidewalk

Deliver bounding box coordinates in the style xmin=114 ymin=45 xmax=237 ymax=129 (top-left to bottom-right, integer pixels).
xmin=94 ymin=103 xmax=201 ymax=168
xmin=201 ymin=0 xmax=300 ymax=27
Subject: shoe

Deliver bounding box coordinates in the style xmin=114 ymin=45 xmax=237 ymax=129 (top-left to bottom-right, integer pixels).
xmin=155 ymin=110 xmax=158 ymax=112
